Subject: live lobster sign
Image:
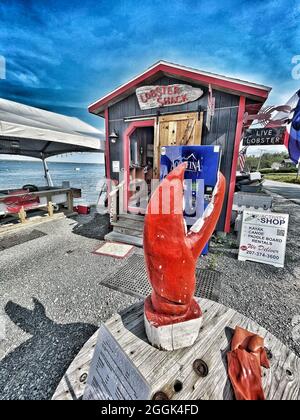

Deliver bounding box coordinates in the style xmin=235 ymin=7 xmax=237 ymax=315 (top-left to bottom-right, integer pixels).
xmin=136 ymin=84 xmax=203 ymax=110
xmin=242 ymin=127 xmax=286 ymax=146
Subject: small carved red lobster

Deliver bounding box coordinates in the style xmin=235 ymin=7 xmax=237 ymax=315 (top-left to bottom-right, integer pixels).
xmin=144 ymin=163 xmax=226 ymax=327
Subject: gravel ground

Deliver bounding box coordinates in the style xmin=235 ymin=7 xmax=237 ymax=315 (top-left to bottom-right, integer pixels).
xmin=0 ymin=192 xmax=299 ymax=400
xmin=0 ymin=215 xmax=138 ymax=400
xmin=201 ymin=194 xmax=300 ymax=357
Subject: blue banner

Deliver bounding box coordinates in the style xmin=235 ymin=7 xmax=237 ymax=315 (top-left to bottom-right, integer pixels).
xmin=289 ymin=90 xmax=300 ymax=164
xmin=160 ymin=145 xmax=221 ymax=255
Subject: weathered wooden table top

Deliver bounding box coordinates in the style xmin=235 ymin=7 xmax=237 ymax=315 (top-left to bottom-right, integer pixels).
xmin=52 ymin=299 xmax=300 ymax=400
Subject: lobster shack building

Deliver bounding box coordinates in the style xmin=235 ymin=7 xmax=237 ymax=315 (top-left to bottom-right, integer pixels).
xmin=89 ymin=61 xmax=271 ymax=246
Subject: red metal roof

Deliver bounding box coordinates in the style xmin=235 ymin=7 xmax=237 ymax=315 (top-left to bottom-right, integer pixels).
xmin=89 ymin=60 xmax=272 ymax=116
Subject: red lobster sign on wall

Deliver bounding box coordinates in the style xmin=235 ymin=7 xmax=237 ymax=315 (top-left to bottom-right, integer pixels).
xmin=244 ymin=103 xmax=294 ymax=128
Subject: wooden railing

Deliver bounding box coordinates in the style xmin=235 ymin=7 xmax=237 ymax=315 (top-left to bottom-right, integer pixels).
xmin=109 ymin=181 xmax=125 ymax=223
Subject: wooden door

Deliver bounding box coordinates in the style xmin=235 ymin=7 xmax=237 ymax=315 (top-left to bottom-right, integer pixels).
xmin=154 ymin=112 xmax=203 ymax=177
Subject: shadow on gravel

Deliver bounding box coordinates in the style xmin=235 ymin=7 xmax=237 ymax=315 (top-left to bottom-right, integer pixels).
xmin=0 ymin=298 xmax=96 ymax=400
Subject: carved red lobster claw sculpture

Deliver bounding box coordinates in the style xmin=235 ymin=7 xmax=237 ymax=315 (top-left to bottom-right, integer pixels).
xmin=144 ymin=163 xmax=226 ymax=345
xmin=227 ymin=327 xmax=270 ymax=400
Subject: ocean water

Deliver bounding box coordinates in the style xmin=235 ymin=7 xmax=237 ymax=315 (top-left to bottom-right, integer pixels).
xmin=0 ymin=160 xmax=105 ymax=204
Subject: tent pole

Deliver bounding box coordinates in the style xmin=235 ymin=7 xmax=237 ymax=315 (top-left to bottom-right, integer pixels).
xmin=42 ymin=156 xmax=54 ymax=187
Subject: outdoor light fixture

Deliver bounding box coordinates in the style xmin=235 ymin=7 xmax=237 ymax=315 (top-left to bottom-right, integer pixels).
xmin=109 ymin=130 xmax=119 ymax=144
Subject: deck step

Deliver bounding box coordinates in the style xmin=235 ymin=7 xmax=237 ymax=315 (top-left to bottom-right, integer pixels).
xmin=111 ymin=220 xmax=144 ymax=232
xmin=106 ymin=212 xmax=145 ymax=247
xmin=104 ymin=231 xmax=143 ymax=248
xmin=118 ymin=213 xmax=145 ymax=222
xmin=113 ymin=225 xmax=143 ymax=238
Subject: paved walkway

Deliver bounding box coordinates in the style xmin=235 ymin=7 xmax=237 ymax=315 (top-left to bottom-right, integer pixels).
xmin=263 ymin=179 xmax=300 ymax=204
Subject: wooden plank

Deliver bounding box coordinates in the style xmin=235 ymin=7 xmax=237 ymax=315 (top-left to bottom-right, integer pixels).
xmin=168 ymin=121 xmax=177 ymax=146
xmin=159 ymin=122 xmax=170 ymax=147
xmin=118 ymin=213 xmax=145 ymax=222
xmin=159 ymin=112 xmax=200 ymax=123
xmin=104 ymin=231 xmax=143 ymax=247
xmin=180 ymin=119 xmax=196 ymax=145
xmin=0 ymin=212 xmax=66 ymax=236
xmin=113 ymin=220 xmax=144 ymax=231
xmin=0 ymin=188 xmax=74 ymax=203
xmin=113 ymin=226 xmax=143 ymax=238
xmin=52 ymin=299 xmax=300 ymax=400
xmin=194 ymin=112 xmax=203 ymax=145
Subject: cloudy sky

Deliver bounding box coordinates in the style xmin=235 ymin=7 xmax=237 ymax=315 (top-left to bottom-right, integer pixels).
xmin=0 ymin=0 xmax=299 ymax=161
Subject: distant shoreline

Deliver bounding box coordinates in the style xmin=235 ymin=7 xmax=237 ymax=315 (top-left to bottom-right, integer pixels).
xmin=0 ymin=159 xmax=104 ymax=165
xmin=0 ymin=160 xmax=106 ymax=203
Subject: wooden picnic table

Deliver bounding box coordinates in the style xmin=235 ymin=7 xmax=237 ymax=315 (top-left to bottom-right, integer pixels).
xmin=0 ymin=188 xmax=82 ymax=225
xmin=52 ymin=298 xmax=300 ymax=400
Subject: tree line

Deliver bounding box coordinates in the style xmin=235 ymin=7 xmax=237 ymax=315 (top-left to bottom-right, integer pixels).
xmin=245 ymin=152 xmax=289 ymax=171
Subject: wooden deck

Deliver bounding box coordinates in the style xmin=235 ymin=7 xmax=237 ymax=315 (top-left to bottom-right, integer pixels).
xmin=52 ymin=298 xmax=300 ymax=400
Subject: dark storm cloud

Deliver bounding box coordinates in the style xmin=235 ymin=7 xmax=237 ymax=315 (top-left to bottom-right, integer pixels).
xmin=0 ymin=0 xmax=299 ymax=127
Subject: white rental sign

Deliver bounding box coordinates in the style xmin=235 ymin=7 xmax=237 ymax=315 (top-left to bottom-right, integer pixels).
xmin=83 ymin=324 xmax=151 ymax=400
xmin=238 ymin=210 xmax=289 ymax=268
xmin=112 ymin=160 xmax=120 ymax=173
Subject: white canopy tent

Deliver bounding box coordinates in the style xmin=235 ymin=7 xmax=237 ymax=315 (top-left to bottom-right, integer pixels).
xmin=0 ymin=98 xmax=105 ymax=158
xmin=0 ymin=98 xmax=105 ymax=185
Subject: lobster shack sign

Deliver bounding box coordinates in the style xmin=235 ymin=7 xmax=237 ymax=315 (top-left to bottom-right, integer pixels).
xmin=136 ymin=84 xmax=203 ymax=110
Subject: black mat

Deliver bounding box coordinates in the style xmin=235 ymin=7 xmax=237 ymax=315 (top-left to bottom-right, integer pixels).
xmin=101 ymin=254 xmax=221 ymax=302
xmin=0 ymin=229 xmax=47 ymax=251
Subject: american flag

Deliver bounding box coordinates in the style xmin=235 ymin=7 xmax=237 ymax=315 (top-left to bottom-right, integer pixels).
xmin=238 ymin=147 xmax=248 ymax=172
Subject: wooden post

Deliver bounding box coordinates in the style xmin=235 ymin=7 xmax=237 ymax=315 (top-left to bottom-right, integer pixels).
xmin=118 ymin=181 xmax=125 ymax=216
xmin=67 ymin=190 xmax=74 ymax=212
xmin=48 ymin=201 xmax=54 ymax=217
xmin=110 ymin=188 xmax=118 ymax=223
xmin=18 ymin=206 xmax=27 ymax=223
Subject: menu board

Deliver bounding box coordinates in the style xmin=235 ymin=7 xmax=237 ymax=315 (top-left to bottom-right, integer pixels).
xmin=83 ymin=324 xmax=151 ymax=400
xmin=238 ymin=210 xmax=289 ymax=268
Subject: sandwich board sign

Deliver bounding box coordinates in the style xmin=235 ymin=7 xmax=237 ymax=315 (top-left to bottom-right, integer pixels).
xmin=238 ymin=210 xmax=289 ymax=268
xmin=83 ymin=324 xmax=151 ymax=400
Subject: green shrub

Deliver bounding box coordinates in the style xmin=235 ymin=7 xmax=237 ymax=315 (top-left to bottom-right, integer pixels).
xmin=264 ymin=174 xmax=300 ymax=184
xmin=260 ymin=168 xmax=297 ymax=174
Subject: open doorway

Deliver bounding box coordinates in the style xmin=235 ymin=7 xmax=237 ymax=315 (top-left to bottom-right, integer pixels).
xmin=124 ymin=112 xmax=203 ymax=214
xmin=128 ymin=125 xmax=155 ymax=213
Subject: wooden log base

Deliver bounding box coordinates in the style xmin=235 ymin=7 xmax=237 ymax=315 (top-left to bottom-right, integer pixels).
xmin=52 ymin=299 xmax=300 ymax=401
xmin=144 ymin=312 xmax=203 ymax=351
